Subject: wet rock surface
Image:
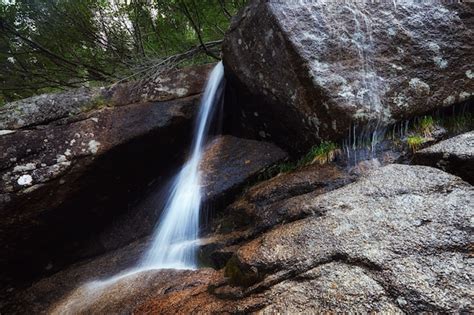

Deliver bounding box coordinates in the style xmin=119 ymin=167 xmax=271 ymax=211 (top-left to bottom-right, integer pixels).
xmin=4 ymin=234 xmax=220 ymax=314
xmin=93 ymin=135 xmax=288 ymax=269
xmin=413 ymin=130 xmax=474 ymax=184
xmin=4 ymin=163 xmax=472 ymax=313
xmin=222 ymin=163 xmax=352 ymax=233
xmin=0 ymin=65 xmax=213 ymax=287
xmin=199 ymin=162 xmax=354 ymax=269
xmin=223 ymin=1 xmax=474 ymax=152
xmin=201 ymin=135 xmax=288 ymax=206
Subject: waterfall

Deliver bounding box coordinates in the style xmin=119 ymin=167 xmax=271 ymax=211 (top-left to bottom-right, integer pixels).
xmin=139 ymin=62 xmax=225 ymax=270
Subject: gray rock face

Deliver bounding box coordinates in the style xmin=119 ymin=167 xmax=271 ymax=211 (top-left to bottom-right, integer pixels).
xmin=0 ymin=87 xmax=106 ymax=130
xmin=0 ymin=63 xmax=214 ymax=131
xmin=223 ymin=1 xmax=474 ymax=152
xmin=413 ymin=130 xmax=474 ymax=184
xmin=227 ymin=164 xmax=473 ymax=313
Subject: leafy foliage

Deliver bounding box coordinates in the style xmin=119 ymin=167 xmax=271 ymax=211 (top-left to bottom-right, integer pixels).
xmin=0 ymin=0 xmax=248 ymax=101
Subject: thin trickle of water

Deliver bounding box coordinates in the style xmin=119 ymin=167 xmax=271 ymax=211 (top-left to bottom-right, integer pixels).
xmin=139 ymin=62 xmax=225 ymax=270
xmin=338 ymin=3 xmax=387 ymax=163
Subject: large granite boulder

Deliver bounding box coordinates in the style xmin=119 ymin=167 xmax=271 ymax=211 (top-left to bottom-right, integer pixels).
xmin=223 ymin=1 xmax=474 ymax=153
xmin=4 ymin=164 xmax=472 ymax=313
xmin=225 ymin=164 xmax=472 ymax=313
xmin=413 ymin=130 xmax=474 ymax=184
xmin=0 ymin=64 xmax=214 ymax=285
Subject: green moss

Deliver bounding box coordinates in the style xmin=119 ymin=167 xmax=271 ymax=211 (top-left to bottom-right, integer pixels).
xmin=0 ymin=96 xmax=5 ymax=107
xmin=81 ymin=95 xmax=110 ymax=112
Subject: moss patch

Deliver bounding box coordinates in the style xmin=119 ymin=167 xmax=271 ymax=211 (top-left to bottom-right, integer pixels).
xmin=80 ymin=95 xmax=111 ymax=112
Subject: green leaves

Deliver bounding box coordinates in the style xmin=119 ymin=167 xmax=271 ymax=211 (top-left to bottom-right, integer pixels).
xmin=0 ymin=0 xmax=248 ymax=102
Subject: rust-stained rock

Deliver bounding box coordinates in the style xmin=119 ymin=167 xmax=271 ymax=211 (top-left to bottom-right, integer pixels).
xmin=201 ymin=135 xmax=287 ymax=206
xmin=198 ymin=163 xmax=353 ymax=269
xmin=49 ymin=269 xmax=221 ymax=315
xmin=225 ymin=163 xmax=352 ymax=231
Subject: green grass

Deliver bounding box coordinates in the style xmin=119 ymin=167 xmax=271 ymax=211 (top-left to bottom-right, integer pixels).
xmin=444 ymin=113 xmax=474 ymax=134
xmin=407 ymin=135 xmax=425 ymax=152
xmin=257 ymin=141 xmax=340 ymax=181
xmin=298 ymin=141 xmax=340 ymax=167
xmin=418 ymin=116 xmax=435 ymax=137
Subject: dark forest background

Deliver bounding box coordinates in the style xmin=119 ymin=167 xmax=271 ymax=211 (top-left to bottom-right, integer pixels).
xmin=0 ymin=0 xmax=248 ymax=104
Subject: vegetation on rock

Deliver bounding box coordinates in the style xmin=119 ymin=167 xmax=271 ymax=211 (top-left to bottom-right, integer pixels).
xmin=258 ymin=141 xmax=340 ymax=181
xmin=418 ymin=116 xmax=435 ymax=137
xmin=407 ymin=135 xmax=425 ymax=152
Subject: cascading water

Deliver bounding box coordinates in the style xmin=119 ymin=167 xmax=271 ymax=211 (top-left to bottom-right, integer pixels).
xmin=51 ymin=62 xmax=225 ymax=313
xmin=139 ymin=61 xmax=225 ymax=270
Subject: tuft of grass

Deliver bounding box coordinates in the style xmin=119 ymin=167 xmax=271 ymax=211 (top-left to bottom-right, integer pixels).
xmin=298 ymin=141 xmax=340 ymax=167
xmin=256 ymin=141 xmax=340 ymax=182
xmin=418 ymin=116 xmax=435 ymax=137
xmin=407 ymin=135 xmax=425 ymax=152
xmin=444 ymin=113 xmax=474 ymax=134
xmin=257 ymin=141 xmax=341 ymax=182
xmin=257 ymin=162 xmax=297 ymax=182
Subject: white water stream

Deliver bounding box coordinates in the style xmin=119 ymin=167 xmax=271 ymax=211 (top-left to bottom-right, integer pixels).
xmin=52 ymin=62 xmax=225 ymax=314
xmin=139 ymin=61 xmax=225 ymax=270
